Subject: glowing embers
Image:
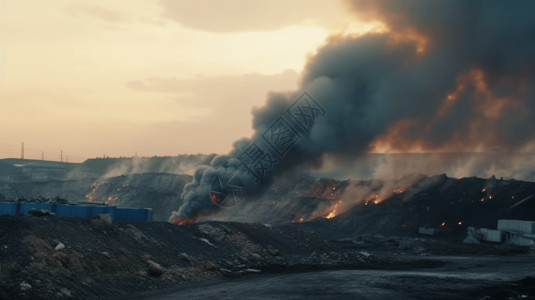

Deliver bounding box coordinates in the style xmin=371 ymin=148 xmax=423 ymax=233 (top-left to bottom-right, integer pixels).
xmin=107 ymin=196 xmax=118 ymax=205
xmin=393 ymin=188 xmax=405 ymax=194
xmin=479 ymin=186 xmax=493 ymax=203
xmin=175 ymin=214 xmax=199 ymax=226
xmin=325 ymin=199 xmax=343 ymax=219
xmin=292 ymin=217 xmax=305 ymax=224
xmin=364 ymin=194 xmax=382 ymax=206
xmin=209 ymin=174 xmax=246 ymax=208
xmin=85 ymin=181 xmax=108 ymax=202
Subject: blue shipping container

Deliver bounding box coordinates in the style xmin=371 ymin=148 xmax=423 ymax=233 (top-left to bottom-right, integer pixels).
xmin=0 ymin=202 xmax=19 ymax=215
xmin=19 ymin=203 xmax=54 ymax=215
xmin=114 ymin=208 xmax=151 ymax=222
xmin=56 ymin=204 xmax=73 ymax=216
xmin=71 ymin=205 xmax=91 ymax=218
xmin=90 ymin=206 xmax=115 ymax=219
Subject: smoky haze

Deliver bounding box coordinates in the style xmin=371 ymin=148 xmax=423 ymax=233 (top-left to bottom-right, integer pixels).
xmin=169 ymin=0 xmax=535 ymax=224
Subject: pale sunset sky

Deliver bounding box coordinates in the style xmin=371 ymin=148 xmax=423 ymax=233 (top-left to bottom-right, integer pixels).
xmin=0 ymin=1 xmax=375 ymax=162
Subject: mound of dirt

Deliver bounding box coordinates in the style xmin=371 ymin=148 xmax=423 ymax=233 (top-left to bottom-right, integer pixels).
xmin=1 ymin=214 xmax=431 ymax=299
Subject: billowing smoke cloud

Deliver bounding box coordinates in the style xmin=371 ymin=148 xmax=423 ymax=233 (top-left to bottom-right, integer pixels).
xmin=170 ymin=0 xmax=535 ymax=224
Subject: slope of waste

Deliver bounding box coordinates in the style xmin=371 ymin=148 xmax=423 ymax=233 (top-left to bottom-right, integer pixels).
xmin=295 ymin=175 xmax=535 ymax=239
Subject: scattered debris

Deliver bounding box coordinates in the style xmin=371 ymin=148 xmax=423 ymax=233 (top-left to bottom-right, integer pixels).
xmin=19 ymin=282 xmax=32 ymax=291
xmin=147 ymin=259 xmax=165 ymax=277
xmin=199 ymin=238 xmax=215 ymax=247
xmin=29 ymin=209 xmax=53 ymax=217
xmin=54 ymin=242 xmax=65 ymax=251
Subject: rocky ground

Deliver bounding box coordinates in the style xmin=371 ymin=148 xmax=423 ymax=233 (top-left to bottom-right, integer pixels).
xmin=1 ymin=214 xmax=534 ymax=299
xmin=2 ymin=171 xmax=535 ymax=299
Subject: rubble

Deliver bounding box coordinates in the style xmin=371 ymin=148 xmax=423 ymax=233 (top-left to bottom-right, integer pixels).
xmin=0 ymin=215 xmax=456 ymax=299
xmin=54 ymin=242 xmax=65 ymax=251
xmin=147 ymin=260 xmax=165 ymax=277
xmin=19 ymin=282 xmax=31 ymax=291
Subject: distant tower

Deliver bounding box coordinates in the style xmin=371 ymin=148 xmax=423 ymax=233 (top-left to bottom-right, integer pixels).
xmin=21 ymin=142 xmax=24 ymax=160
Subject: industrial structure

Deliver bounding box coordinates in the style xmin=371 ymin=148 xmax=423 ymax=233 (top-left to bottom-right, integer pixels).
xmin=465 ymin=219 xmax=535 ymax=247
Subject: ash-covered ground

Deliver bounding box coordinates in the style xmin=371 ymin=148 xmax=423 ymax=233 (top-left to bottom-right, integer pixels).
xmin=1 ymin=170 xmax=535 ymax=299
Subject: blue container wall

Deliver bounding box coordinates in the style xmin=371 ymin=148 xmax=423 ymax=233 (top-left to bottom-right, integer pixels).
xmin=115 ymin=208 xmax=151 ymax=222
xmin=71 ymin=205 xmax=91 ymax=218
xmin=0 ymin=202 xmax=19 ymax=215
xmin=0 ymin=202 xmax=150 ymax=222
xmin=91 ymin=206 xmax=115 ymax=219
xmin=19 ymin=203 xmax=54 ymax=215
xmin=56 ymin=204 xmax=73 ymax=216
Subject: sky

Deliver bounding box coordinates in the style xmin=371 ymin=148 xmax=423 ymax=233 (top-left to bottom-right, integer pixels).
xmin=0 ymin=0 xmax=377 ymax=162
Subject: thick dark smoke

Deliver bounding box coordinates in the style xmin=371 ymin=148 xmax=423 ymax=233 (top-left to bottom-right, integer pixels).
xmin=169 ymin=0 xmax=535 ymax=223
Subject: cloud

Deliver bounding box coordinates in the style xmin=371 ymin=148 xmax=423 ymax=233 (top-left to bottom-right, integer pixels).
xmin=127 ymin=70 xmax=299 ymax=154
xmin=64 ymin=3 xmax=127 ymax=23
xmin=159 ymin=0 xmax=345 ymax=32
xmin=127 ymin=69 xmax=299 ymax=111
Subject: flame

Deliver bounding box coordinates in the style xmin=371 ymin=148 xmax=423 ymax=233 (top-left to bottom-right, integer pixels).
xmin=210 ymin=192 xmax=219 ymax=204
xmin=325 ymin=199 xmax=343 ymax=219
xmin=107 ymin=196 xmax=118 ymax=205
xmin=368 ymin=68 xmax=525 ymax=153
xmin=293 ymin=217 xmax=305 ymax=224
xmin=175 ymin=214 xmax=199 ymax=226
xmin=85 ymin=180 xmax=109 ymax=202
xmin=393 ymin=188 xmax=405 ymax=194
xmin=85 ymin=182 xmax=99 ymax=201
xmin=328 ymin=185 xmax=337 ymax=199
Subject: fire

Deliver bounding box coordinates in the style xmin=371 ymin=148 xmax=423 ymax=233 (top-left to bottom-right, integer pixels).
xmin=367 ymin=67 xmax=523 ymax=154
xmin=481 ymin=187 xmax=487 ymax=192
xmin=85 ymin=180 xmax=109 ymax=202
xmin=175 ymin=214 xmax=199 ymax=226
xmin=292 ymin=217 xmax=305 ymax=224
xmin=328 ymin=185 xmax=337 ymax=199
xmin=210 ymin=192 xmax=219 ymax=204
xmin=85 ymin=182 xmax=99 ymax=201
xmin=325 ymin=199 xmax=343 ymax=219
xmin=393 ymin=188 xmax=405 ymax=194
xmin=372 ymin=194 xmax=382 ymax=205
xmin=107 ymin=196 xmax=118 ymax=205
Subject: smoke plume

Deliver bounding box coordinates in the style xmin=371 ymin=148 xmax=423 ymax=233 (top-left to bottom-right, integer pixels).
xmin=169 ymin=0 xmax=535 ymax=224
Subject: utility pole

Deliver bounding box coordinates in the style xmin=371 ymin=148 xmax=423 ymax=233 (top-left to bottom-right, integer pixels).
xmin=21 ymin=142 xmax=24 ymax=160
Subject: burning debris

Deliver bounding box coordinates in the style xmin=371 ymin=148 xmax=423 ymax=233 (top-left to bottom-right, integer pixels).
xmin=325 ymin=199 xmax=343 ymax=219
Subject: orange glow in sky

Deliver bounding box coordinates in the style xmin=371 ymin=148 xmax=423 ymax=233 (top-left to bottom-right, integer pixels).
xmin=0 ymin=0 xmax=376 ymax=162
